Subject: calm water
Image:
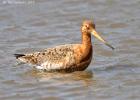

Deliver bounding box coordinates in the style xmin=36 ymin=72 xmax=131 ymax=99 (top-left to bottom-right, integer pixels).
xmin=0 ymin=0 xmax=140 ymax=100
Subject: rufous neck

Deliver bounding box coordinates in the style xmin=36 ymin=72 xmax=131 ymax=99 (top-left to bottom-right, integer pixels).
xmin=82 ymin=32 xmax=92 ymax=46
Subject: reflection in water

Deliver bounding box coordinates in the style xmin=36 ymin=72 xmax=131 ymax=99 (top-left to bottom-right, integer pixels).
xmin=24 ymin=69 xmax=96 ymax=86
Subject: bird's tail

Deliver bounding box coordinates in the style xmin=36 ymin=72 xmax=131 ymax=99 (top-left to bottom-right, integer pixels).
xmin=14 ymin=54 xmax=25 ymax=59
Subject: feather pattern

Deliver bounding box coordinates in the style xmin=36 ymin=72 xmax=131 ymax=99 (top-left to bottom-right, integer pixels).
xmin=17 ymin=44 xmax=80 ymax=72
xmin=14 ymin=20 xmax=114 ymax=72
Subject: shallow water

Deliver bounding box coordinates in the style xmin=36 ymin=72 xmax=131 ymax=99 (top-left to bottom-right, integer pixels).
xmin=0 ymin=0 xmax=140 ymax=100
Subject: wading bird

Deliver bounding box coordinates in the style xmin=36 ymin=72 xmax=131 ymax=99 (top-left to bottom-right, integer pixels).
xmin=14 ymin=20 xmax=114 ymax=72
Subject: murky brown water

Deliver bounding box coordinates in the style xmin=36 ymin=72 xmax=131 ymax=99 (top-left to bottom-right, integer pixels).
xmin=0 ymin=0 xmax=140 ymax=100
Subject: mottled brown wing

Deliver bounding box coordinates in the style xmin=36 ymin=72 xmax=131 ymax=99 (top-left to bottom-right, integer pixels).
xmin=17 ymin=44 xmax=78 ymax=71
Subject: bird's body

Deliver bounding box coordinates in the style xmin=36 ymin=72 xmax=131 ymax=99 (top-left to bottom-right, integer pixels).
xmin=16 ymin=43 xmax=92 ymax=72
xmin=15 ymin=20 xmax=114 ymax=72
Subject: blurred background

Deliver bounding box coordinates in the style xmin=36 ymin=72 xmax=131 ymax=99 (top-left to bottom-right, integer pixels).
xmin=0 ymin=0 xmax=140 ymax=100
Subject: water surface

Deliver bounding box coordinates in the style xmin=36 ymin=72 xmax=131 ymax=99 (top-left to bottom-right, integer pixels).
xmin=0 ymin=0 xmax=140 ymax=100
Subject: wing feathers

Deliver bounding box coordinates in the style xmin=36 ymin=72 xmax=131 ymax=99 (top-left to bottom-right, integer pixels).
xmin=14 ymin=44 xmax=79 ymax=71
xmin=14 ymin=54 xmax=25 ymax=59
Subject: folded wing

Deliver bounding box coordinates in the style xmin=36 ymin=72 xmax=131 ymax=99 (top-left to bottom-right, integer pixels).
xmin=15 ymin=44 xmax=78 ymax=71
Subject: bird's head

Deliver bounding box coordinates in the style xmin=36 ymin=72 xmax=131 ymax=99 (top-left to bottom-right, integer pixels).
xmin=81 ymin=20 xmax=114 ymax=50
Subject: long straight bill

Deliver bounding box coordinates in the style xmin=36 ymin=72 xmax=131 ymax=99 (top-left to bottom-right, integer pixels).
xmin=91 ymin=30 xmax=115 ymax=50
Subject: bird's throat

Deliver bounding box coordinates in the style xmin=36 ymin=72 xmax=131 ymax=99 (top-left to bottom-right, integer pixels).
xmin=82 ymin=32 xmax=92 ymax=46
xmin=80 ymin=32 xmax=92 ymax=62
xmin=81 ymin=32 xmax=92 ymax=55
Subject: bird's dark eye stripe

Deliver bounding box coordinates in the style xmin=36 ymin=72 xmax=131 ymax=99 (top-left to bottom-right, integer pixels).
xmin=85 ymin=25 xmax=90 ymax=29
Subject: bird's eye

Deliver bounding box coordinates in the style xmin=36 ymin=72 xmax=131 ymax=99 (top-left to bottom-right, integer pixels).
xmin=85 ymin=25 xmax=89 ymax=29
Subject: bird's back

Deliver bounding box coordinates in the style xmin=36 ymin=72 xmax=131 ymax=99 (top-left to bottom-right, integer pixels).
xmin=16 ymin=44 xmax=81 ymax=72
